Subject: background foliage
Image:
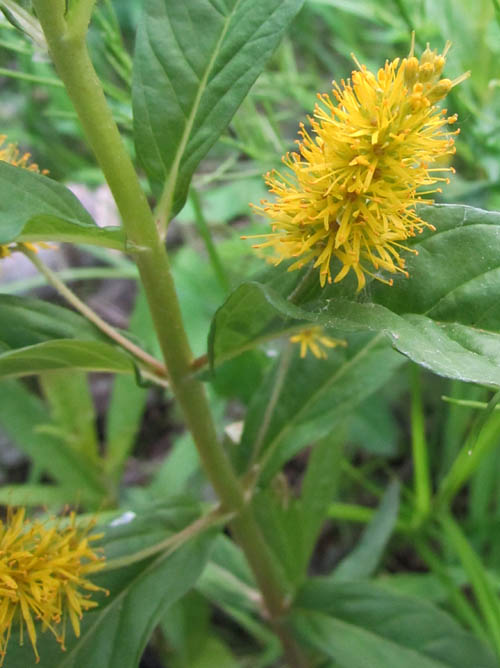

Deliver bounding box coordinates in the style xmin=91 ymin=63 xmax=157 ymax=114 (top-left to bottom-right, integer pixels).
xmin=1 ymin=0 xmax=500 ymax=666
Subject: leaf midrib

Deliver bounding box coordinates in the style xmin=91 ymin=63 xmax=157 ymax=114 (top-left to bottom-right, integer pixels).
xmin=259 ymin=333 xmax=385 ymax=468
xmin=58 ymin=539 xmax=206 ymax=667
xmin=157 ymin=0 xmax=243 ymax=222
xmin=422 ymin=264 xmax=500 ymax=321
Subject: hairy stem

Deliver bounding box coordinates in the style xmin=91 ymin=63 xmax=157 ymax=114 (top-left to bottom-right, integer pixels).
xmin=66 ymin=0 xmax=98 ymax=39
xmin=104 ymin=507 xmax=233 ymax=572
xmin=189 ymin=187 xmax=229 ymax=292
xmin=32 ymin=3 xmax=307 ymax=664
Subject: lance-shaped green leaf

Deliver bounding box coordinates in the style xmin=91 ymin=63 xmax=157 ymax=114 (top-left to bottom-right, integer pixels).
xmin=0 ymin=340 xmax=135 ymax=378
xmin=0 ymin=162 xmax=125 ymax=249
xmin=291 ymin=580 xmax=497 ymax=668
xmin=208 ymin=280 xmax=311 ymax=368
xmin=0 ymin=295 xmax=103 ymax=349
xmin=132 ymin=0 xmax=305 ymax=218
xmin=0 ymin=484 xmax=83 ymax=508
xmin=238 ymin=334 xmax=405 ymax=479
xmin=209 ymin=205 xmax=500 ymax=386
xmin=332 ymin=481 xmax=400 ymax=582
xmin=251 ymin=435 xmax=343 ymax=586
xmin=371 ymin=204 xmax=500 ymax=324
xmin=0 ymin=379 xmax=107 ymax=503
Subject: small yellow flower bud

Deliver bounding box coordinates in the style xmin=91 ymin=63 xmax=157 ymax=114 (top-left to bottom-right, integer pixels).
xmin=404 ymin=56 xmax=419 ymax=85
xmin=418 ymin=62 xmax=434 ymax=82
xmin=428 ymin=78 xmax=453 ymax=102
xmin=434 ymin=55 xmax=446 ymax=77
xmin=420 ymin=43 xmax=435 ymax=64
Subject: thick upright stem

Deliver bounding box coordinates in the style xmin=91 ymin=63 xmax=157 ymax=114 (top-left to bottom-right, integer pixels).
xmin=33 ymin=3 xmax=306 ymax=664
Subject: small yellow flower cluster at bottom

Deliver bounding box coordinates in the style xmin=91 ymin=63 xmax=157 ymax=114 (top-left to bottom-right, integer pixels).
xmin=0 ymin=507 xmax=107 ymax=665
xmin=290 ymin=326 xmax=347 ymax=359
xmin=0 ymin=241 xmax=45 ymax=259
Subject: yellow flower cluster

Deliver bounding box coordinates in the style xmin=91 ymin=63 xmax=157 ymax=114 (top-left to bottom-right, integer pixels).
xmin=0 ymin=135 xmax=49 ymax=259
xmin=0 ymin=508 xmax=106 ymax=665
xmin=0 ymin=241 xmax=42 ymax=259
xmin=0 ymin=135 xmax=47 ymax=174
xmin=290 ymin=326 xmax=346 ymax=359
xmin=248 ymin=40 xmax=468 ymax=290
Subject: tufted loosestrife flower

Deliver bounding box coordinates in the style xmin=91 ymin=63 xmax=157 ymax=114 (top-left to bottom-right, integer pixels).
xmin=290 ymin=326 xmax=346 ymax=359
xmin=0 ymin=508 xmax=106 ymax=665
xmin=247 ymin=39 xmax=469 ymax=290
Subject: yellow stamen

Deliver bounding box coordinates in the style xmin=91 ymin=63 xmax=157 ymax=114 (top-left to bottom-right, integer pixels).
xmin=246 ymin=40 xmax=466 ymax=291
xmin=0 ymin=508 xmax=106 ymax=665
xmin=290 ymin=326 xmax=347 ymax=359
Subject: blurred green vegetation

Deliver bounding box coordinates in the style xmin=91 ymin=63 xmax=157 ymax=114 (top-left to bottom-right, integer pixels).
xmin=2 ymin=0 xmax=500 ymax=203
xmin=2 ymin=1 xmax=500 ymax=665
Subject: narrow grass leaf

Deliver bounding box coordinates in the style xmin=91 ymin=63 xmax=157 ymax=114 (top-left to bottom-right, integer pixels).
xmin=0 ymin=379 xmax=106 ymax=503
xmin=332 ymin=481 xmax=400 ymax=581
xmin=440 ymin=514 xmax=500 ymax=656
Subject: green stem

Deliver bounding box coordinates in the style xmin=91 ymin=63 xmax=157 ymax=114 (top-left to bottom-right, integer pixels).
xmin=0 ymin=67 xmax=63 ymax=87
xmin=1 ymin=266 xmax=137 ymax=295
xmin=327 ymin=502 xmax=375 ymax=524
xmin=414 ymin=537 xmax=488 ymax=641
xmin=437 ymin=391 xmax=500 ymax=509
xmin=441 ymin=396 xmax=495 ymax=411
xmin=440 ymin=513 xmax=500 ymax=656
xmin=410 ymin=365 xmax=431 ymax=523
xmin=189 ymin=187 xmax=230 ymax=292
xmin=250 ymin=343 xmax=293 ymax=467
xmin=327 ymin=502 xmax=411 ymax=532
xmin=66 ymin=0 xmax=98 ymax=39
xmin=33 ymin=4 xmax=306 ymax=664
xmin=104 ymin=507 xmax=233 ymax=572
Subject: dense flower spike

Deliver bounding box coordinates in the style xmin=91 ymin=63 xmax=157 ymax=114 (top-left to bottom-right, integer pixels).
xmin=290 ymin=326 xmax=346 ymax=359
xmin=0 ymin=508 xmax=106 ymax=665
xmin=248 ymin=40 xmax=469 ymax=290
